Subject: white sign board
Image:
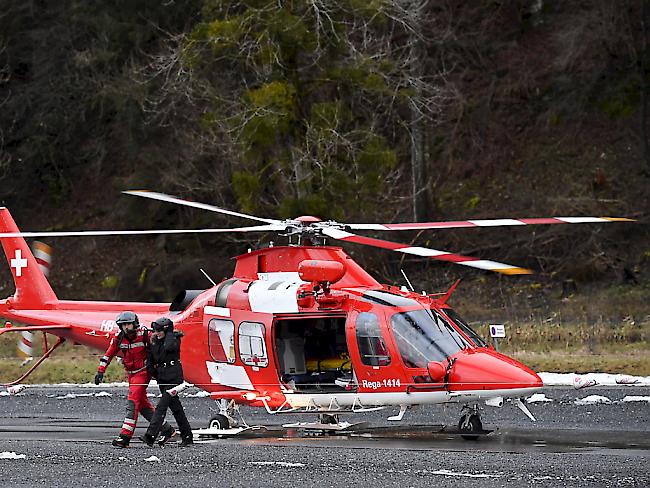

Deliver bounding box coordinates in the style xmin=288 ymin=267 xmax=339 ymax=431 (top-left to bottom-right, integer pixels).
xmin=489 ymin=324 xmax=506 ymax=338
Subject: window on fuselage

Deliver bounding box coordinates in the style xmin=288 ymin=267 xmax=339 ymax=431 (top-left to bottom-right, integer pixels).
xmin=361 ymin=290 xmax=420 ymax=308
xmin=390 ymin=309 xmax=470 ymax=368
xmin=208 ymin=319 xmax=236 ymax=363
xmin=355 ymin=312 xmax=391 ymax=366
xmin=239 ymin=321 xmax=269 ymax=367
xmin=442 ymin=308 xmax=489 ymax=348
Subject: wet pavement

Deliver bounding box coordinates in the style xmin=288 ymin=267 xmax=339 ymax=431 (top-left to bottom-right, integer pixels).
xmin=0 ymin=385 xmax=648 ymax=486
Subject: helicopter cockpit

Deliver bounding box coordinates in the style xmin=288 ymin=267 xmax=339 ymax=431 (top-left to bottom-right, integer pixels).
xmin=390 ymin=308 xmax=471 ymax=368
xmin=359 ymin=289 xmax=489 ymax=374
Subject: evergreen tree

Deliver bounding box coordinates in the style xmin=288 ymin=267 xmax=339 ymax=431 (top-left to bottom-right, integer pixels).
xmin=148 ymin=0 xmax=444 ymax=219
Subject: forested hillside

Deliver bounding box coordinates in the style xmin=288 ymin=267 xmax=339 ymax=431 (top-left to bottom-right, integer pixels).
xmin=0 ymin=1 xmax=648 ymax=326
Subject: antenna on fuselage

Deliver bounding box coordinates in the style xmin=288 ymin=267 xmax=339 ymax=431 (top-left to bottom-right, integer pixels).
xmin=400 ymin=268 xmax=415 ymax=292
xmin=199 ymin=268 xmax=217 ymax=287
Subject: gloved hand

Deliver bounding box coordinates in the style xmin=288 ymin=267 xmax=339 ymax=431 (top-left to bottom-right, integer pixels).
xmin=94 ymin=372 xmax=104 ymax=385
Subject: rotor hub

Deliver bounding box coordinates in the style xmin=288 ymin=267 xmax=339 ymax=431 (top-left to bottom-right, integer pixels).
xmin=295 ymin=216 xmax=322 ymax=224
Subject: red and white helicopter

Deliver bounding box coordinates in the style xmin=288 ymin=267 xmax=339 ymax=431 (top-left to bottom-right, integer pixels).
xmin=0 ymin=191 xmax=632 ymax=438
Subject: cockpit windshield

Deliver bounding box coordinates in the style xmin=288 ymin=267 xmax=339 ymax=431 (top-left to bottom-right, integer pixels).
xmin=442 ymin=308 xmax=489 ymax=348
xmin=390 ymin=309 xmax=471 ymax=368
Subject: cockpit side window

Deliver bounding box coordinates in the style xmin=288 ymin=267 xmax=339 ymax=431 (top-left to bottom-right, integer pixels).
xmin=355 ymin=312 xmax=391 ymax=366
xmin=390 ymin=309 xmax=470 ymax=368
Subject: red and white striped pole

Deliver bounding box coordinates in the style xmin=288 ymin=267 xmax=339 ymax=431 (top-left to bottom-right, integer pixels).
xmin=17 ymin=241 xmax=53 ymax=366
xmin=17 ymin=331 xmax=33 ymax=366
xmin=32 ymin=241 xmax=53 ymax=275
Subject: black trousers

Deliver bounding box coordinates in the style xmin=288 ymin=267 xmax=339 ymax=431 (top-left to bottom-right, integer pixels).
xmin=125 ymin=401 xmax=172 ymax=435
xmin=145 ymin=383 xmax=192 ymax=439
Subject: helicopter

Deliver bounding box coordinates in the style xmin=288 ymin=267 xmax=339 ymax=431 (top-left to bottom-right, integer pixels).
xmin=0 ymin=191 xmax=633 ymax=439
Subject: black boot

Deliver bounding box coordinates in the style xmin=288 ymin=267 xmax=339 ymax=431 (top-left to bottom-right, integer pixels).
xmin=158 ymin=427 xmax=177 ymax=447
xmin=179 ymin=435 xmax=193 ymax=447
xmin=139 ymin=433 xmax=155 ymax=447
xmin=112 ymin=434 xmax=130 ymax=448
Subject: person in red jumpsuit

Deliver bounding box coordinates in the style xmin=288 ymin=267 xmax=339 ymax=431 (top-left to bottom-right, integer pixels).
xmin=94 ymin=311 xmax=175 ymax=448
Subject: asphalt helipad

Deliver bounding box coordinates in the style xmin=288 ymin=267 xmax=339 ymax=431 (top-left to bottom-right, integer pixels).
xmin=0 ymin=385 xmax=648 ymax=487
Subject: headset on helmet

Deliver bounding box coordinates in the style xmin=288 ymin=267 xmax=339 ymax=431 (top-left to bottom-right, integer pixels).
xmin=152 ymin=317 xmax=173 ymax=333
xmin=115 ymin=311 xmax=139 ymax=332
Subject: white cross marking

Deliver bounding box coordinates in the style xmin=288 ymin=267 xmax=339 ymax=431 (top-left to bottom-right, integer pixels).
xmin=10 ymin=249 xmax=28 ymax=277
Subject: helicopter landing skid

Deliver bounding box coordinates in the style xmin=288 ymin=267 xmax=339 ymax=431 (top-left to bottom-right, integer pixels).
xmin=282 ymin=421 xmax=370 ymax=434
xmin=193 ymin=425 xmax=268 ymax=439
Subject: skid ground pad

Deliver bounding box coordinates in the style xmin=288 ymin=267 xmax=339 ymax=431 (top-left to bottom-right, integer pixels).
xmin=282 ymin=421 xmax=370 ymax=432
xmin=193 ymin=425 xmax=268 ymax=438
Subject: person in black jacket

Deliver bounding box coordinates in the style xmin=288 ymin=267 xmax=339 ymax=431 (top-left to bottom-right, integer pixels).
xmin=139 ymin=317 xmax=193 ymax=447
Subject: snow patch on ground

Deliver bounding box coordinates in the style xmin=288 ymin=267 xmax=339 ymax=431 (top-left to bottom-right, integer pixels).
xmin=184 ymin=390 xmax=210 ymax=398
xmin=574 ymin=395 xmax=612 ymax=405
xmin=621 ymin=396 xmax=650 ymax=402
xmin=0 ymin=452 xmax=26 ymax=459
xmin=539 ymin=372 xmax=650 ymax=387
xmin=55 ymin=391 xmax=112 ymax=399
xmin=249 ymin=461 xmax=305 ymax=468
xmin=526 ymin=393 xmax=553 ymax=403
xmin=144 ymin=456 xmax=161 ymax=463
xmin=29 ymin=382 xmax=130 ymax=388
xmin=430 ymin=469 xmax=498 ymax=478
xmin=3 ymin=372 xmax=645 ymax=404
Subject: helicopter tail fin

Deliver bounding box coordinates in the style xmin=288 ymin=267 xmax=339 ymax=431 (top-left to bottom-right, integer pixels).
xmin=0 ymin=208 xmax=57 ymax=308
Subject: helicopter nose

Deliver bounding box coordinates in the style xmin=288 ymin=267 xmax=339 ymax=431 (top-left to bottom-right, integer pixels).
xmin=447 ymin=349 xmax=543 ymax=392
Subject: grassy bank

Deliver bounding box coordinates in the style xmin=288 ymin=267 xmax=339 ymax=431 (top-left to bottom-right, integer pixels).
xmin=0 ymin=358 xmax=126 ymax=384
xmin=0 ymin=334 xmax=126 ymax=384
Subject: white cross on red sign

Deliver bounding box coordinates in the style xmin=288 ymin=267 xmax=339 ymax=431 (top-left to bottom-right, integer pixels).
xmin=10 ymin=249 xmax=28 ymax=277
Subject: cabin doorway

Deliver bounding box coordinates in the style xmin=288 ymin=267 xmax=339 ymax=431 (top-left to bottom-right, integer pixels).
xmin=274 ymin=316 xmax=357 ymax=393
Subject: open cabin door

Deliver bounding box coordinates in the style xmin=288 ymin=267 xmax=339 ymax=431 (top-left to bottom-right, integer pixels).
xmin=203 ymin=305 xmax=275 ymax=393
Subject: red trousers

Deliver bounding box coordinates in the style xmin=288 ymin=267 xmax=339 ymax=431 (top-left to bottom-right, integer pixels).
xmin=119 ymin=370 xmax=154 ymax=438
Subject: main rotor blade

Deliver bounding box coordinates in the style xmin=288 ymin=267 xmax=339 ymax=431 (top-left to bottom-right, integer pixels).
xmin=348 ymin=216 xmax=634 ymax=231
xmin=322 ymin=228 xmax=532 ymax=275
xmin=124 ymin=190 xmax=281 ymax=225
xmin=0 ymin=224 xmax=286 ymax=238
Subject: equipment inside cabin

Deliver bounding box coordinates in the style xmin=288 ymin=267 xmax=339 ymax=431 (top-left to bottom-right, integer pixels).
xmin=274 ymin=316 xmax=355 ymax=392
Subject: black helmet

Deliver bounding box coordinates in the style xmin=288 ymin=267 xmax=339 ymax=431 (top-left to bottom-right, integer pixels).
xmin=116 ymin=311 xmax=139 ymax=331
xmin=152 ymin=317 xmax=173 ymax=333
